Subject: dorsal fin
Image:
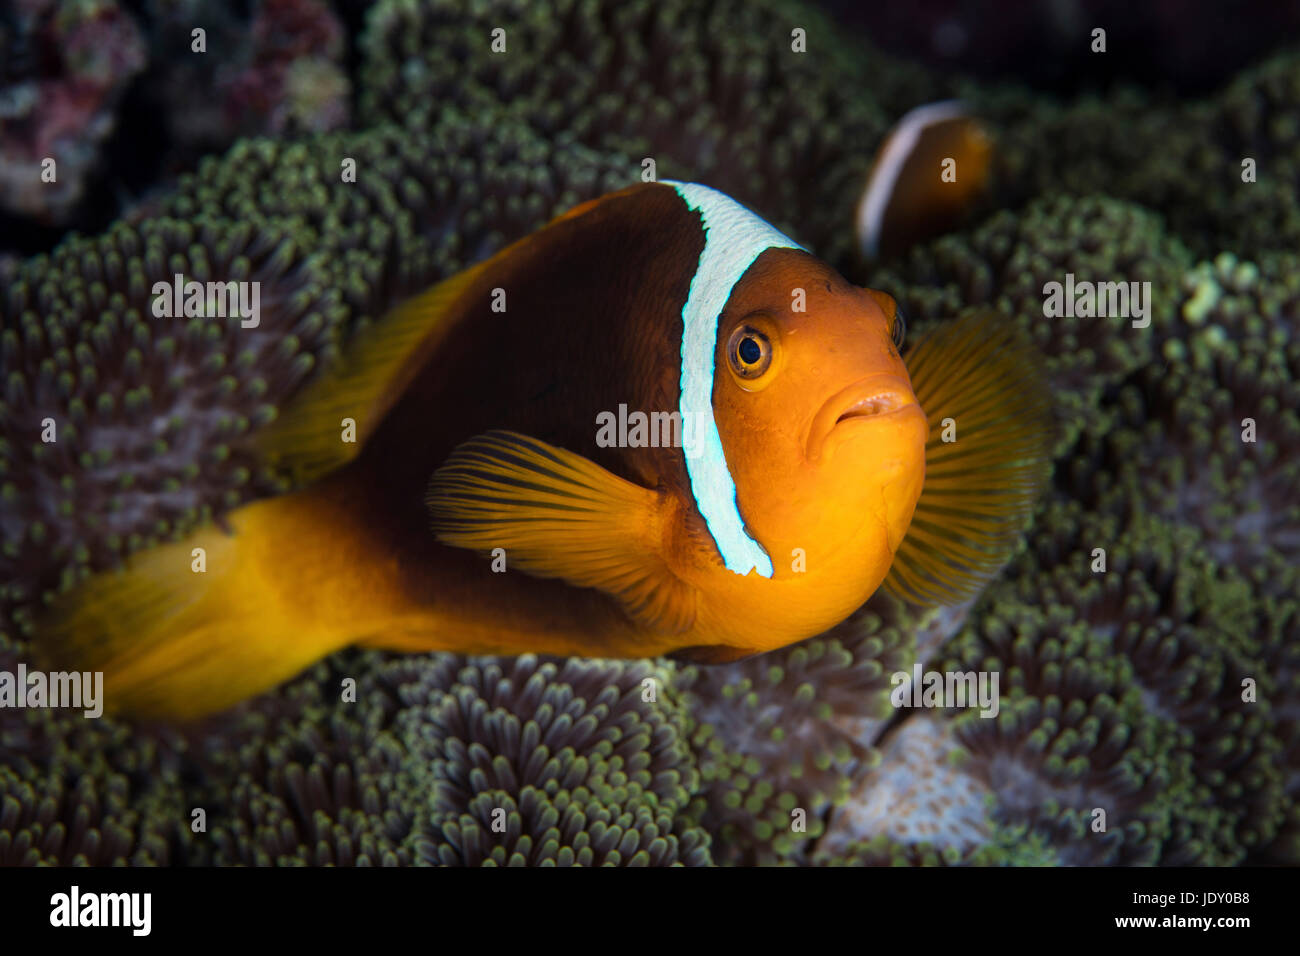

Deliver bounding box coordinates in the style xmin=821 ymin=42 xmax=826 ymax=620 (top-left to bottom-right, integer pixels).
xmin=252 ymin=259 xmax=493 ymax=485
xmin=252 ymin=186 xmax=660 ymax=486
xmin=883 ymin=310 xmax=1052 ymax=605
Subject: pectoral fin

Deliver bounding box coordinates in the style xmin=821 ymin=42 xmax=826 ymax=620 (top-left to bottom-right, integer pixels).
xmin=427 ymin=431 xmax=697 ymax=634
xmin=884 ymin=309 xmax=1052 ymax=605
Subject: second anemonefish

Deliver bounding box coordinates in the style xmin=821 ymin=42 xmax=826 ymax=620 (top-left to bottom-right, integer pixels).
xmin=41 ymin=180 xmax=1050 ymax=720
xmin=856 ymin=101 xmax=994 ymax=260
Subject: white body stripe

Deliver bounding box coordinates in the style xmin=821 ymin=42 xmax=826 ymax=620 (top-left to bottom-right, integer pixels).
xmin=666 ymin=181 xmax=805 ymax=578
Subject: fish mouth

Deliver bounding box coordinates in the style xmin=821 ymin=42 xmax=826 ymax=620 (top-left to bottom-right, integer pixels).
xmin=834 ymin=390 xmax=909 ymax=424
xmin=807 ymin=375 xmax=920 ymax=459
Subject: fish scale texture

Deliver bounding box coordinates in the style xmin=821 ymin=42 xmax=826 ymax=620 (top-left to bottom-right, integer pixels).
xmin=0 ymin=0 xmax=1297 ymax=865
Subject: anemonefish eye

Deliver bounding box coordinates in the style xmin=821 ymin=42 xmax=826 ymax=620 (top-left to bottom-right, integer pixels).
xmin=726 ymin=326 xmax=773 ymax=379
xmin=891 ymin=304 xmax=907 ymax=351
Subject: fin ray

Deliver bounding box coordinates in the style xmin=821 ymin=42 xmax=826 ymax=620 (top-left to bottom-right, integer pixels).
xmin=884 ymin=310 xmax=1052 ymax=606
xmin=428 ymin=431 xmax=698 ymax=634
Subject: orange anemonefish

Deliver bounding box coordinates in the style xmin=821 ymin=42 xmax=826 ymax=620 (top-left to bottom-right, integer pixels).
xmin=40 ymin=180 xmax=1049 ymax=720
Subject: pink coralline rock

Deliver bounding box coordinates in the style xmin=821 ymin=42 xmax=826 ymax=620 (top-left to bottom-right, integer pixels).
xmin=216 ymin=0 xmax=350 ymax=136
xmin=0 ymin=0 xmax=146 ymax=223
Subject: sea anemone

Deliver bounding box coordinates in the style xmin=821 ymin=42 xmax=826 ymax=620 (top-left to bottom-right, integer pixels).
xmin=873 ymin=194 xmax=1192 ymax=453
xmin=389 ymin=654 xmax=710 ymax=866
xmin=677 ymin=594 xmax=970 ymax=864
xmin=941 ymin=499 xmax=1288 ymax=865
xmin=359 ymin=0 xmax=947 ymax=272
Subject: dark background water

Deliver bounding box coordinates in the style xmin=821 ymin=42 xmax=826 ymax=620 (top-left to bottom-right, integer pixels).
xmin=822 ymin=0 xmax=1300 ymax=95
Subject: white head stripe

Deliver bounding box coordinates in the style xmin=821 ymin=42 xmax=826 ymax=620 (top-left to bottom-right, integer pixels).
xmin=666 ymin=181 xmax=805 ymax=578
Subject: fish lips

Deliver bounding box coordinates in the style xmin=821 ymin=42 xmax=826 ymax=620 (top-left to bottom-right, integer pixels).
xmin=806 ymin=374 xmax=924 ymax=460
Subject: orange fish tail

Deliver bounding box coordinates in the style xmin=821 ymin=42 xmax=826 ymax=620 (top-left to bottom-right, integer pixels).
xmin=35 ymin=487 xmax=385 ymax=721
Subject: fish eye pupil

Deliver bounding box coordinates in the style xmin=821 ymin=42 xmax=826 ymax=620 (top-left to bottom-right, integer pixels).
xmin=892 ymin=305 xmax=907 ymax=349
xmin=738 ymin=336 xmax=762 ymax=365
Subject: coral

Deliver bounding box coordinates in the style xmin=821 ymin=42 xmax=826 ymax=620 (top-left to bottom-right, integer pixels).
xmin=1 ymin=0 xmax=363 ymax=259
xmin=216 ymin=0 xmax=351 ymax=137
xmin=0 ymin=0 xmax=147 ymax=226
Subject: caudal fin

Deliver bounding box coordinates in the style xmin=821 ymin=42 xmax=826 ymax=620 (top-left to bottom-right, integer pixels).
xmin=883 ymin=310 xmax=1053 ymax=606
xmin=35 ymin=498 xmax=356 ymax=721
